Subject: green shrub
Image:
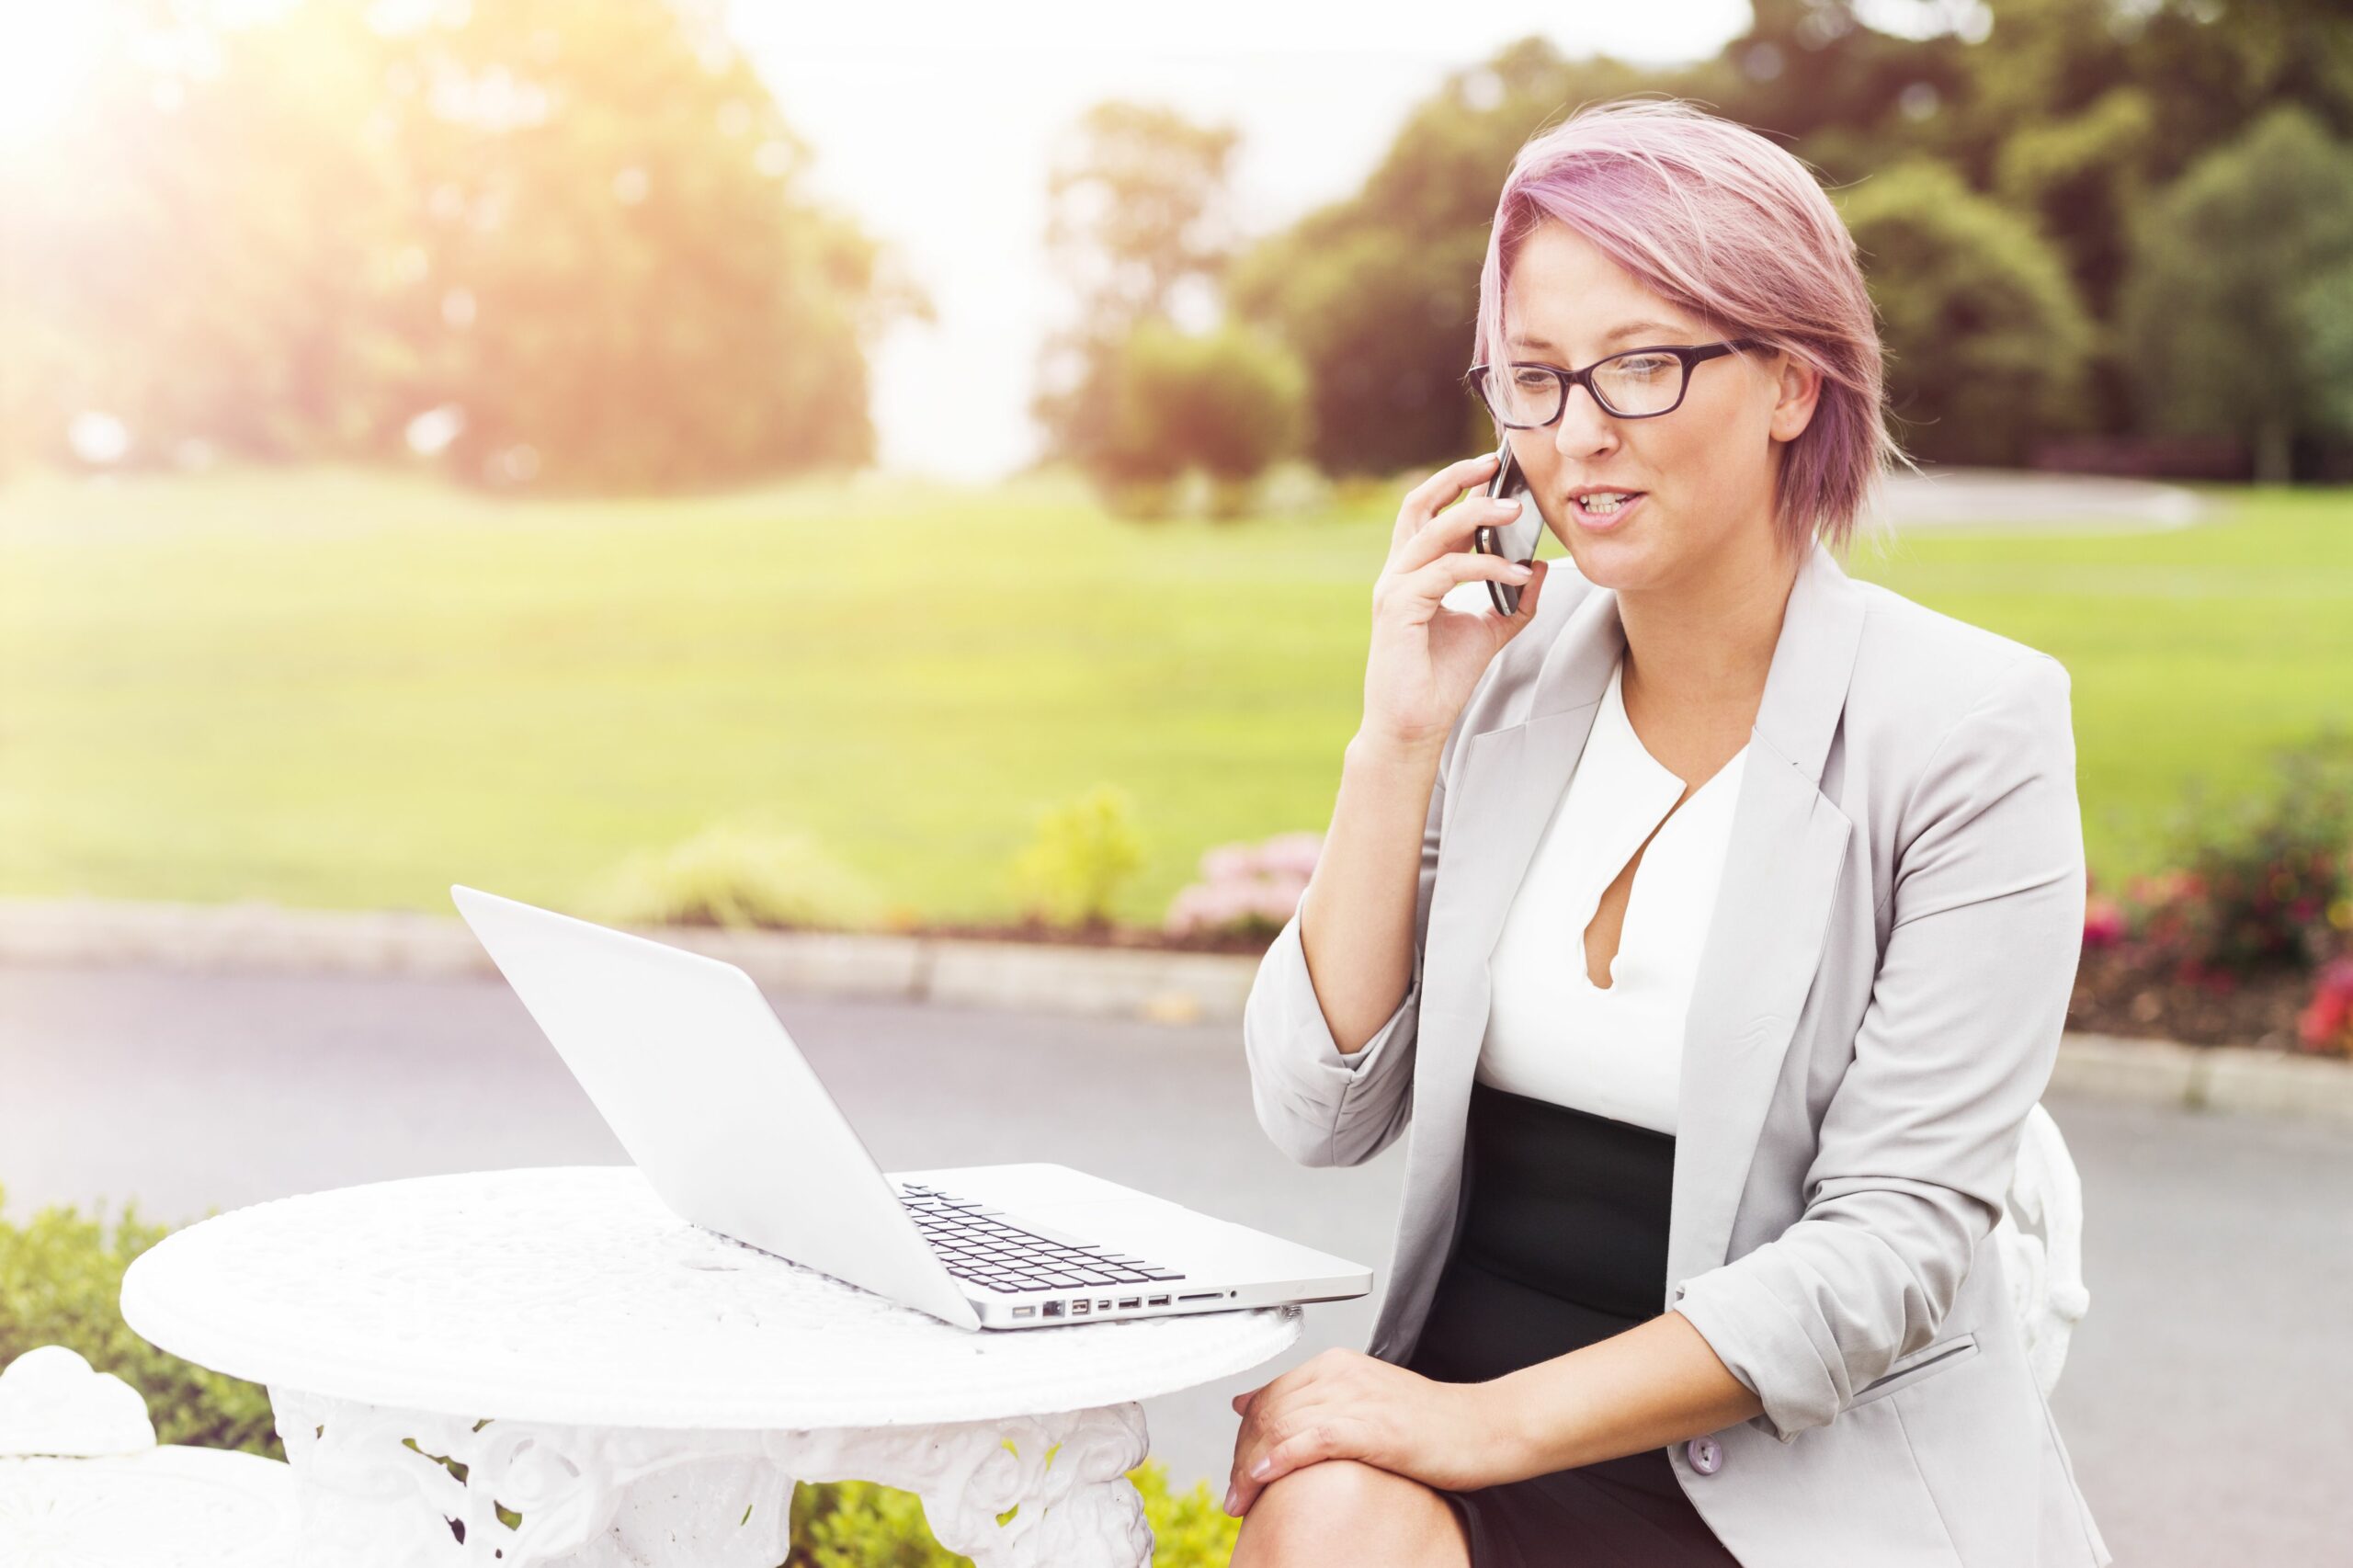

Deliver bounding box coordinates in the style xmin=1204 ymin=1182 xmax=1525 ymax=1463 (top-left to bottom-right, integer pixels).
xmin=0 ymin=1189 xmax=278 ymax=1457
xmin=1008 ymin=785 xmax=1147 ymax=929
xmin=585 ymin=817 xmax=884 ymax=931
xmin=790 ymin=1463 xmax=1238 ymax=1566
xmin=1093 ymin=320 xmax=1309 ymax=516
xmin=2128 ymin=731 xmax=2353 ymax=983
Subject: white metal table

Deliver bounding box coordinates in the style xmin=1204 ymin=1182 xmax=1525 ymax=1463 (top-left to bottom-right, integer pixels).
xmin=119 ymin=1166 xmax=1302 ymax=1567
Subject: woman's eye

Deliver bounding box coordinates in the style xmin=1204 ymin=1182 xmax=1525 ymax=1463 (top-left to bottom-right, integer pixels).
xmin=1614 ymin=357 xmax=1672 ymax=378
xmin=1509 ymin=369 xmax=1553 ymax=390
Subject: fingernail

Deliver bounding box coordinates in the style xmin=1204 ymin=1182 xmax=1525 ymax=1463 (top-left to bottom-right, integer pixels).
xmin=1248 ymin=1457 xmax=1273 ymax=1481
xmin=1506 ymin=563 xmax=1533 ymax=579
xmin=1224 ymin=1487 xmax=1239 ymax=1515
xmin=1495 ymin=496 xmax=1522 ymax=515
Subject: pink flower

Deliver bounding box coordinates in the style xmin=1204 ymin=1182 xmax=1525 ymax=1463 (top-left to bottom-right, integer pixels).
xmin=2083 ymin=897 xmax=2126 ymax=949
xmin=1164 ymin=832 xmax=1323 ymax=937
xmin=1199 ymin=843 xmax=1260 ymax=884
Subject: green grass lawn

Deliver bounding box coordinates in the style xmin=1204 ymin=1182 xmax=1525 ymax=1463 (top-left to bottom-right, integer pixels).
xmin=1 ymin=465 xmax=2346 ymax=926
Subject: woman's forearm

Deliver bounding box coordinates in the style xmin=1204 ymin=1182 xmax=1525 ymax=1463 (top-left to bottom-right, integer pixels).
xmin=1297 ymin=730 xmax=1446 ymax=1054
xmin=1482 ymin=1310 xmax=1767 ymax=1482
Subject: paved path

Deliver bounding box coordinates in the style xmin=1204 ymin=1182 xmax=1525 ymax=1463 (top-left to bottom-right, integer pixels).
xmin=4 ymin=962 xmax=2346 ymax=1562
xmin=1873 ymin=465 xmax=2208 ymax=531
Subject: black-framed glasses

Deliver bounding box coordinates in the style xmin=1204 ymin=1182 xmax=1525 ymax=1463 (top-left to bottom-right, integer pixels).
xmin=1464 ymin=338 xmax=1762 ymax=426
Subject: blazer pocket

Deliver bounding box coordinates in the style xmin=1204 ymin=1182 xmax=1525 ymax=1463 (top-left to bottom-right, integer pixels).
xmin=1845 ymin=1331 xmax=1981 ymax=1412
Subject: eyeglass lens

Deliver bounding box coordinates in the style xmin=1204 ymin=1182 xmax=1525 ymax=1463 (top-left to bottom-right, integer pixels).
xmin=1486 ymin=351 xmax=1688 ymax=425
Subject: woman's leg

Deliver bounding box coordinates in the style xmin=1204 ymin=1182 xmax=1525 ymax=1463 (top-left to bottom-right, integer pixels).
xmin=1229 ymin=1459 xmax=1473 ymax=1568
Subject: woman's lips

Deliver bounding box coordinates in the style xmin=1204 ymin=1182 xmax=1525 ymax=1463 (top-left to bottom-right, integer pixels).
xmin=1570 ymin=492 xmax=1647 ymax=532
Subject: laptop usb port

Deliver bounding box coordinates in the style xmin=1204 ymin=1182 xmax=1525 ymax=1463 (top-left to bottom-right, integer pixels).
xmin=1146 ymin=1295 xmax=1171 ymax=1307
xmin=1041 ymin=1301 xmax=1063 ymax=1318
xmin=1011 ymin=1306 xmax=1035 ymax=1319
xmin=1117 ymin=1298 xmax=1141 ymax=1310
xmin=1070 ymin=1300 xmax=1091 ymax=1314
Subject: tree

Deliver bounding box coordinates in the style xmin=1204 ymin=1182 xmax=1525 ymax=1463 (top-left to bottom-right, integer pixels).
xmin=0 ymin=0 xmax=921 ymax=494
xmin=1838 ymin=156 xmax=2097 ymax=468
xmin=1031 ymin=102 xmax=1241 ymax=474
xmin=2117 ymin=105 xmax=2353 ymax=481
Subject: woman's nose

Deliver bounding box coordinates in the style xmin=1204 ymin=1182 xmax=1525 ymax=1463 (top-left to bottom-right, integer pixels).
xmin=1552 ymin=381 xmax=1620 ymax=459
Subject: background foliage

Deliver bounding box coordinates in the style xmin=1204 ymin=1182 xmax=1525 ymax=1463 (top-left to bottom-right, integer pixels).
xmin=0 ymin=0 xmax=922 ymax=494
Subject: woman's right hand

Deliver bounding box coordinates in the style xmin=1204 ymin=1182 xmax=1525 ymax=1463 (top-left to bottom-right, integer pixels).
xmin=1359 ymin=451 xmax=1552 ymax=756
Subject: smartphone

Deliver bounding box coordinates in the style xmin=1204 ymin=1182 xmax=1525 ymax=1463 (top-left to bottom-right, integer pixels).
xmin=1473 ymin=436 xmax=1543 ymax=615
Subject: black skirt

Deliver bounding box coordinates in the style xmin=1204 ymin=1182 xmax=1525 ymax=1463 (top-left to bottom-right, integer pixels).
xmin=1403 ymin=1080 xmax=1743 ymax=1567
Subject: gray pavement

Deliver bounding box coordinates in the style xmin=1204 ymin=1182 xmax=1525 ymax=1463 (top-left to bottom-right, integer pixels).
xmin=4 ymin=961 xmax=2347 ymax=1563
xmin=1873 ymin=465 xmax=2209 ymax=531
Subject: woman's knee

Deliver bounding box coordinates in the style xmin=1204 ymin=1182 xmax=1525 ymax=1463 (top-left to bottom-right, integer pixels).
xmin=1230 ymin=1459 xmax=1470 ymax=1567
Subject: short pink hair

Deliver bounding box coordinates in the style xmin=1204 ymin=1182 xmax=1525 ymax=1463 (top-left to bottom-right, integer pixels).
xmin=1473 ymin=97 xmax=1909 ymax=554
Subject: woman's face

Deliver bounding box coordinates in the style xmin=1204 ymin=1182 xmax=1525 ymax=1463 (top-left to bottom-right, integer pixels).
xmin=1498 ymin=220 xmax=1820 ymax=595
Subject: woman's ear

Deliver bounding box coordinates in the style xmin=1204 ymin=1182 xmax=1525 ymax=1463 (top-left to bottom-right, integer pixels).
xmin=1768 ymin=349 xmax=1824 ymax=445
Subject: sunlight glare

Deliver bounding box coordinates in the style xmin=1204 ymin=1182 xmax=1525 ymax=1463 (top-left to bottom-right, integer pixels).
xmin=0 ymin=6 xmax=114 ymax=150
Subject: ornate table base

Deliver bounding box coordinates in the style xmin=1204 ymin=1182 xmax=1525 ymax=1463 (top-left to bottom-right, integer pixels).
xmin=273 ymin=1387 xmax=1154 ymax=1567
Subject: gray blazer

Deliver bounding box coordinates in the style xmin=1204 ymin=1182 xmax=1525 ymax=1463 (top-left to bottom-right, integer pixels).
xmin=1244 ymin=540 xmax=2113 ymax=1568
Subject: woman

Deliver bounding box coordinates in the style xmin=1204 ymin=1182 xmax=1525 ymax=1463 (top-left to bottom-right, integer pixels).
xmin=1226 ymin=99 xmax=2111 ymax=1568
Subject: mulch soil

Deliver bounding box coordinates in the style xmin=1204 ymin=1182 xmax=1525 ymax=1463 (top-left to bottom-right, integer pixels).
xmin=2065 ymin=945 xmax=2318 ymax=1052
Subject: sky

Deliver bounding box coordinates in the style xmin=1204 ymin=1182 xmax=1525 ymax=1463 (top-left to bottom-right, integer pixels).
xmin=730 ymin=1 xmax=1763 ymax=481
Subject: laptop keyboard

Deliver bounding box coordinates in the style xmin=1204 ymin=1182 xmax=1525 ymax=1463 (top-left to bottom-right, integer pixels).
xmin=895 ymin=1182 xmax=1186 ymax=1294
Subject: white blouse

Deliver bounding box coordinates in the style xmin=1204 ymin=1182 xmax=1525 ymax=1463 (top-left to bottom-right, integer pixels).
xmin=1474 ymin=656 xmax=1748 ymax=1136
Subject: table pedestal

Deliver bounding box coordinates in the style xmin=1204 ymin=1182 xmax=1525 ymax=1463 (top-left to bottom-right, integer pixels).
xmin=273 ymin=1386 xmax=1154 ymax=1568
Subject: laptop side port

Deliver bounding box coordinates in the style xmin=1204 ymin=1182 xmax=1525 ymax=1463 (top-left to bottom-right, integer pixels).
xmin=1012 ymin=1306 xmax=1036 ymax=1319
xmin=1042 ymin=1301 xmax=1064 ymax=1318
xmin=1177 ymin=1291 xmax=1222 ymax=1301
xmin=1146 ymin=1295 xmax=1171 ymax=1307
xmin=1117 ymin=1298 xmax=1141 ymax=1310
xmin=1071 ymin=1300 xmax=1091 ymax=1315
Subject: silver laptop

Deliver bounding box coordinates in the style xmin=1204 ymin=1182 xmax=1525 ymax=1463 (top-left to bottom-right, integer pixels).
xmin=451 ymin=885 xmax=1371 ymax=1331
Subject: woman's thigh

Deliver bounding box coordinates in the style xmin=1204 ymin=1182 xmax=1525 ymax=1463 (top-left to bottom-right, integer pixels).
xmin=1229 ymin=1459 xmax=1472 ymax=1568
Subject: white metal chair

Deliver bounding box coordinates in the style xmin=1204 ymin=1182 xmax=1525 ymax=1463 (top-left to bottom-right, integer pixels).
xmin=0 ymin=1345 xmax=297 ymax=1566
xmin=1991 ymin=1102 xmax=2093 ymax=1397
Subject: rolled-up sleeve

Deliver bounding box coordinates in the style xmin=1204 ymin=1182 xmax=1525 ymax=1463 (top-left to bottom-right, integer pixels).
xmin=1669 ymin=653 xmax=2086 ymax=1441
xmin=1243 ymin=718 xmax=1459 ymax=1170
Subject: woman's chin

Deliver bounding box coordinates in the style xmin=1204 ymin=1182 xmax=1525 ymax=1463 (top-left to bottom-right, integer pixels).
xmin=1562 ymin=528 xmax=1672 ymax=591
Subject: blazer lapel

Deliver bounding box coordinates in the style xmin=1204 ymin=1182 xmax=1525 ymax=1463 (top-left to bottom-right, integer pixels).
xmin=1421 ymin=581 xmax=1626 ymax=1017
xmin=1413 ymin=543 xmax=1869 ymax=1298
xmin=1664 ymin=542 xmax=1868 ymax=1305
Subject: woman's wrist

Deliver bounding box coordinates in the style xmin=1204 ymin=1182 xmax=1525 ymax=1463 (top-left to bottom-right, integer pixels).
xmin=1467 ymin=1372 xmax=1554 ymax=1487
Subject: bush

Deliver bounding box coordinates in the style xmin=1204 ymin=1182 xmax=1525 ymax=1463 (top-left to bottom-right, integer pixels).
xmin=1094 ymin=320 xmax=1309 ymax=517
xmin=2121 ymin=733 xmax=2353 ymax=986
xmin=790 ymin=1463 xmax=1238 ymax=1566
xmin=585 ymin=818 xmax=883 ymax=931
xmin=3 ymin=1190 xmax=1241 ymax=1565
xmin=1008 ymin=785 xmax=1148 ymax=930
xmin=1164 ymin=831 xmax=1322 ymax=940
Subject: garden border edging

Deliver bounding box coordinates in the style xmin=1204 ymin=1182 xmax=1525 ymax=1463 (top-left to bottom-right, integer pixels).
xmin=2 ymin=898 xmax=2347 ymax=1125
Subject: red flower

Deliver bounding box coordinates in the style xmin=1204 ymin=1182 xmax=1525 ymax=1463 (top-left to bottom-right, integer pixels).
xmin=2298 ymin=960 xmax=2353 ymax=1055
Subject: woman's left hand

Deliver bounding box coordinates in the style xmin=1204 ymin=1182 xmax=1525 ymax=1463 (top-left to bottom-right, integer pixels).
xmin=1222 ymin=1347 xmax=1522 ymax=1517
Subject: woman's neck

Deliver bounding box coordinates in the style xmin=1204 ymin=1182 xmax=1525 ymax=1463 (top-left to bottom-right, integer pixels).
xmin=1616 ymin=535 xmax=1803 ymax=746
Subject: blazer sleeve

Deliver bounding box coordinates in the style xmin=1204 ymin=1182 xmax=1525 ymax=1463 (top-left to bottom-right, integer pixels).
xmin=1668 ymin=653 xmax=2086 ymax=1443
xmin=1241 ymin=710 xmax=1465 ymax=1170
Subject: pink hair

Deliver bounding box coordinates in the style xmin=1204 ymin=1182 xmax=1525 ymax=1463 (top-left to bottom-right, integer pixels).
xmin=1473 ymin=97 xmax=1912 ymax=554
